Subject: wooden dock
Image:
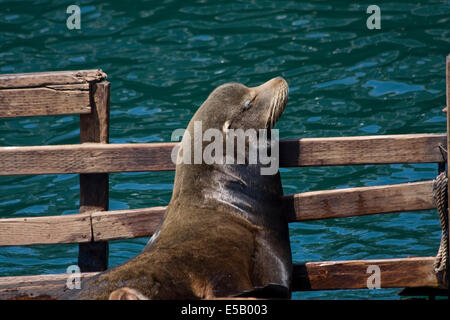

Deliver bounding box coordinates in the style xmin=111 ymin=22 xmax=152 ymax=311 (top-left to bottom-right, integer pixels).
xmin=0 ymin=56 xmax=449 ymax=299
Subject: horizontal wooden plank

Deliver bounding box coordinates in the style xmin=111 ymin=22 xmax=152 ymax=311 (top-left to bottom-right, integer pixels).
xmin=91 ymin=207 xmax=166 ymax=241
xmin=0 ymin=257 xmax=444 ymax=299
xmin=0 ymin=84 xmax=91 ymax=118
xmin=0 ymin=181 xmax=436 ymax=246
xmin=0 ymin=208 xmax=165 ymax=246
xmin=0 ymin=69 xmax=106 ymax=89
xmin=280 ymin=133 xmax=446 ymax=166
xmin=0 ymin=143 xmax=175 ymax=175
xmin=284 ymin=180 xmax=435 ymax=222
xmin=293 ymin=257 xmax=445 ymax=291
xmin=0 ymin=272 xmax=98 ymax=300
xmin=0 ymin=133 xmax=446 ymax=175
xmin=0 ymin=213 xmax=91 ymax=246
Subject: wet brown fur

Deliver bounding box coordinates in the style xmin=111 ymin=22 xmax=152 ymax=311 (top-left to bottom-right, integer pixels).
xmin=64 ymin=206 xmax=261 ymax=299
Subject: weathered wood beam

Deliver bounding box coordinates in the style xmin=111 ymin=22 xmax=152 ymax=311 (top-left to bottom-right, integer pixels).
xmin=0 ymin=213 xmax=91 ymax=246
xmin=0 ymin=134 xmax=446 ymax=176
xmin=0 ymin=70 xmax=107 ymax=118
xmin=78 ymin=81 xmax=110 ymax=272
xmin=0 ymin=181 xmax=436 ymax=246
xmin=0 ymin=84 xmax=91 ymax=118
xmin=0 ymin=143 xmax=176 ymax=175
xmin=0 ymin=257 xmax=444 ymax=299
xmin=280 ymin=134 xmax=446 ymax=166
xmin=293 ymin=257 xmax=445 ymax=291
xmin=0 ymin=208 xmax=164 ymax=247
xmin=284 ymin=180 xmax=435 ymax=222
xmin=0 ymin=272 xmax=98 ymax=300
xmin=0 ymin=69 xmax=106 ymax=89
xmin=91 ymin=207 xmax=166 ymax=241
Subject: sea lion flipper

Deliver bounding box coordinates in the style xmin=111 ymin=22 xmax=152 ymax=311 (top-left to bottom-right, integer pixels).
xmin=109 ymin=287 xmax=149 ymax=300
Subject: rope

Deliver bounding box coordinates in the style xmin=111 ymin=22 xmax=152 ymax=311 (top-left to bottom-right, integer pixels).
xmin=432 ymin=171 xmax=449 ymax=273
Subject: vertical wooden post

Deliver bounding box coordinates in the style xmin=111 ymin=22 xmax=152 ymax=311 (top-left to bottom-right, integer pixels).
xmin=78 ymin=81 xmax=110 ymax=272
xmin=446 ymin=55 xmax=450 ymax=291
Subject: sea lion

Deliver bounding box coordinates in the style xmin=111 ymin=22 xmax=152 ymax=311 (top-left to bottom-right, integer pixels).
xmin=60 ymin=76 xmax=292 ymax=300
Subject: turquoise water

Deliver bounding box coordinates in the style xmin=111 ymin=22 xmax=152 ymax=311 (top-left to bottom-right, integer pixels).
xmin=0 ymin=0 xmax=449 ymax=299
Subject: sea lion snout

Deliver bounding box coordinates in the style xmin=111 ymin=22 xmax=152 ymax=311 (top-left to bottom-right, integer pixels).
xmin=250 ymin=76 xmax=289 ymax=129
xmin=251 ymin=76 xmax=288 ymax=97
xmin=257 ymin=76 xmax=287 ymax=88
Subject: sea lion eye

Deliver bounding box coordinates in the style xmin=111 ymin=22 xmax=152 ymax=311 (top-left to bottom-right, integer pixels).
xmin=244 ymin=99 xmax=253 ymax=110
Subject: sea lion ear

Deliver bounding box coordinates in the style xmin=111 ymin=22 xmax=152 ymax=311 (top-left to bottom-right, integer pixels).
xmin=222 ymin=120 xmax=231 ymax=134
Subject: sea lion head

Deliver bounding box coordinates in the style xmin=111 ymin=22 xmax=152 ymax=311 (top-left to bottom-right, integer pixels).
xmin=175 ymin=77 xmax=289 ymax=168
xmin=171 ymin=76 xmax=289 ymax=205
xmin=193 ymin=76 xmax=289 ymax=134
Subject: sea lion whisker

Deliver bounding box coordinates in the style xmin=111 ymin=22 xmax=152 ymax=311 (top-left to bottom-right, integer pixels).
xmin=271 ymin=91 xmax=281 ymax=128
xmin=269 ymin=94 xmax=278 ymax=129
xmin=275 ymin=85 xmax=287 ymax=125
xmin=276 ymin=88 xmax=286 ymax=123
xmin=265 ymin=104 xmax=271 ymax=128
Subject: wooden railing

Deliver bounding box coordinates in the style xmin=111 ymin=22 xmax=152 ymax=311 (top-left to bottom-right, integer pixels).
xmin=0 ymin=58 xmax=449 ymax=299
xmin=0 ymin=69 xmax=111 ymax=273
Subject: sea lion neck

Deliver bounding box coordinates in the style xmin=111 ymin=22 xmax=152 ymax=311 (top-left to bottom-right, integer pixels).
xmin=174 ymin=162 xmax=283 ymax=221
